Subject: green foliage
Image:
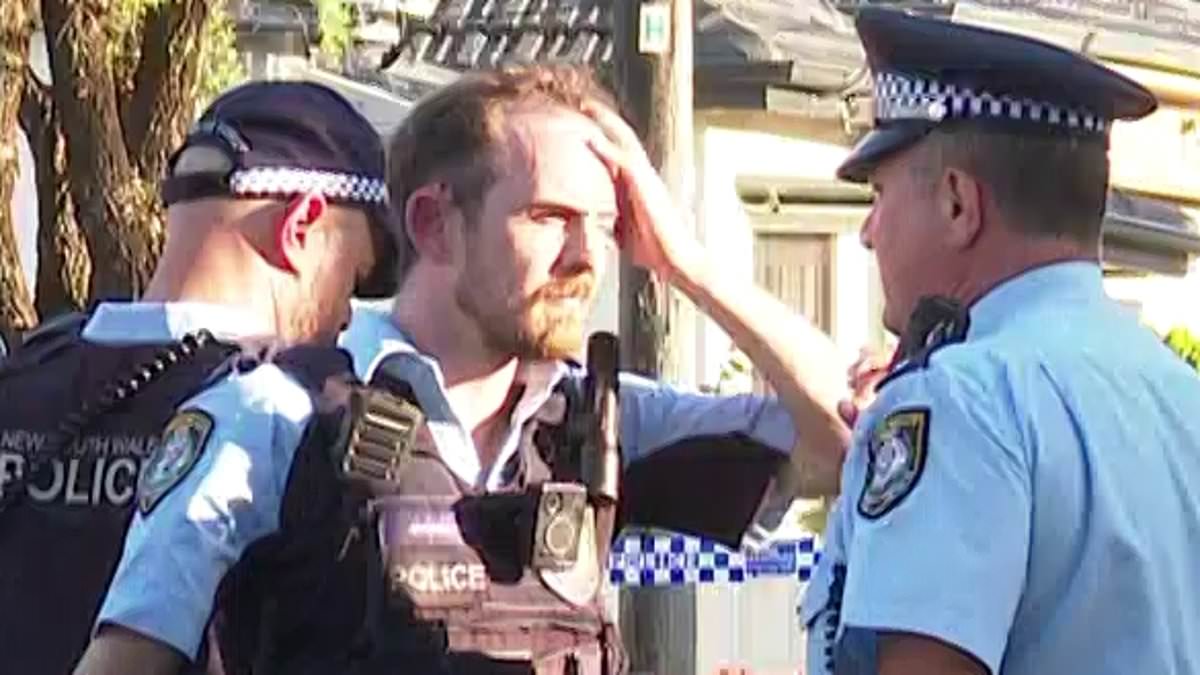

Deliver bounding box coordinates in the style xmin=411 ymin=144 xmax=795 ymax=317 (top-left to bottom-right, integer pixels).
xmin=196 ymin=6 xmax=245 ymax=108
xmin=315 ymin=0 xmax=353 ymax=61
xmin=107 ymin=0 xmax=243 ymax=115
xmin=1164 ymin=326 xmax=1200 ymax=374
xmin=110 ymin=0 xmax=162 ymax=90
xmin=712 ymin=348 xmax=753 ymax=394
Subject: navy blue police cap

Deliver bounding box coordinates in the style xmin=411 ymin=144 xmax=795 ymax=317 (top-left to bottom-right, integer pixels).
xmin=837 ymin=7 xmax=1158 ymax=183
xmin=161 ymin=80 xmax=398 ymax=298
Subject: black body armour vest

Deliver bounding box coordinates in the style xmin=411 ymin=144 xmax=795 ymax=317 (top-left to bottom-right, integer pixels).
xmin=0 ymin=315 xmax=236 ymax=675
xmin=211 ymin=342 xmax=627 ymax=675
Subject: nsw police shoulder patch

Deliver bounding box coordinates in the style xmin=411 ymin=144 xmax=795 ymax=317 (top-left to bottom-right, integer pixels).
xmin=138 ymin=409 xmax=214 ymax=515
xmin=858 ymin=407 xmax=930 ymax=519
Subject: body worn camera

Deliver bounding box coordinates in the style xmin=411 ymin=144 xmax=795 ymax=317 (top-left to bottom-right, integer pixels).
xmin=531 ymin=482 xmax=588 ymax=571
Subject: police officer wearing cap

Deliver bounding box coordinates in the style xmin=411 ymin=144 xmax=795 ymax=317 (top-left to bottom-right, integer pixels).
xmin=800 ymin=7 xmax=1200 ymax=675
xmin=2 ymin=79 xmax=394 ymax=675
xmin=75 ymin=66 xmax=857 ymax=675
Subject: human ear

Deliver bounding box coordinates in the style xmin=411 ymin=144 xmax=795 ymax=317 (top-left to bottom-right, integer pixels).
xmin=404 ymin=183 xmax=457 ymax=265
xmin=275 ymin=191 xmax=328 ymax=273
xmin=940 ymin=169 xmax=983 ymax=249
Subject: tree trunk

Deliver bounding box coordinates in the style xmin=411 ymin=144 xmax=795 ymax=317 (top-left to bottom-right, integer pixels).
xmin=0 ymin=0 xmax=39 ymax=343
xmin=123 ymin=0 xmax=210 ymax=183
xmin=21 ymin=70 xmax=89 ymax=317
xmin=42 ymin=0 xmax=158 ymax=302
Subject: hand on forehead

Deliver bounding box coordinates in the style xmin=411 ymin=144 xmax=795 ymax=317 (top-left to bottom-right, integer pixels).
xmin=503 ymin=108 xmax=618 ymax=210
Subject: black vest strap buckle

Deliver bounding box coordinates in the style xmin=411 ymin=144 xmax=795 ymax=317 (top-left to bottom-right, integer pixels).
xmin=337 ymin=386 xmax=424 ymax=486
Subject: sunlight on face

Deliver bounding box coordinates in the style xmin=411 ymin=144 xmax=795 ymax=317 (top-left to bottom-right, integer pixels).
xmin=290 ymin=208 xmax=375 ymax=345
xmin=455 ymin=106 xmax=618 ymax=360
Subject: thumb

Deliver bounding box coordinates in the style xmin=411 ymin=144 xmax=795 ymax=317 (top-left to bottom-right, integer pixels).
xmin=838 ymin=399 xmax=859 ymax=427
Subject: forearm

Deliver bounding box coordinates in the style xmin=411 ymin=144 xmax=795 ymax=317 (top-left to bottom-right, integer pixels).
xmin=666 ymin=250 xmax=850 ymax=496
xmin=73 ymin=625 xmax=185 ymax=675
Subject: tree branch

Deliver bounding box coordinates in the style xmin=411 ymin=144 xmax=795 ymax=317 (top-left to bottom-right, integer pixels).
xmin=21 ymin=66 xmax=89 ymax=317
xmin=0 ymin=0 xmax=39 ymax=338
xmin=42 ymin=0 xmax=158 ymax=301
xmin=124 ymin=0 xmax=210 ymax=182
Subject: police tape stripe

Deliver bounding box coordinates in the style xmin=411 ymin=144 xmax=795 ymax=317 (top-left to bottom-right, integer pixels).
xmin=607 ymin=534 xmax=821 ymax=587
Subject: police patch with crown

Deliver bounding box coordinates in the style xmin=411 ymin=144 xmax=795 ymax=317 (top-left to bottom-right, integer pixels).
xmin=858 ymin=408 xmax=930 ymax=519
xmin=138 ymin=409 xmax=213 ymax=514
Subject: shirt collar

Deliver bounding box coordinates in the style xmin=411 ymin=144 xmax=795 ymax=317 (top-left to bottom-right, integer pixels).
xmin=340 ymin=300 xmax=571 ymax=489
xmin=340 ymin=299 xmax=568 ymax=396
xmin=968 ymin=260 xmax=1104 ymax=339
xmin=81 ymin=302 xmax=271 ymax=344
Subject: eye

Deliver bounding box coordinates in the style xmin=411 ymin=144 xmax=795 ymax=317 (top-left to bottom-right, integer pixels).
xmin=528 ymin=206 xmax=573 ymax=228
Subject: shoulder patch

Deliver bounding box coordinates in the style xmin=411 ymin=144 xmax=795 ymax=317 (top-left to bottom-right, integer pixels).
xmin=857 ymin=407 xmax=930 ymax=520
xmin=138 ymin=409 xmax=214 ymax=515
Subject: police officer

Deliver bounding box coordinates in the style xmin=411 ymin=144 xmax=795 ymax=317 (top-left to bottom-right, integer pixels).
xmin=801 ymin=8 xmax=1200 ymax=675
xmin=75 ymin=66 xmax=854 ymax=675
xmin=2 ymin=80 xmax=395 ymax=675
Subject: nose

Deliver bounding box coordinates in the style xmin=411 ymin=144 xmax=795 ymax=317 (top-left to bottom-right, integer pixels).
xmin=859 ymin=208 xmax=877 ymax=251
xmin=558 ymin=215 xmax=604 ymax=272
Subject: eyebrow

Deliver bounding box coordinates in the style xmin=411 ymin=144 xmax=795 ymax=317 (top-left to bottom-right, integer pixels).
xmin=528 ymin=199 xmax=617 ymax=220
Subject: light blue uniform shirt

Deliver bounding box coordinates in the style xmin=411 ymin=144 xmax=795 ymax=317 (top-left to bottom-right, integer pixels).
xmin=79 ymin=302 xmax=269 ymax=347
xmin=97 ymin=301 xmax=799 ymax=659
xmin=803 ymin=261 xmax=1200 ymax=675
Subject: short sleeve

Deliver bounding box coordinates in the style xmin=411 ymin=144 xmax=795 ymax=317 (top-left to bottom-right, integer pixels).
xmin=839 ymin=364 xmax=1031 ymax=674
xmin=618 ymin=373 xmax=795 ymax=464
xmin=94 ymin=364 xmax=314 ymax=660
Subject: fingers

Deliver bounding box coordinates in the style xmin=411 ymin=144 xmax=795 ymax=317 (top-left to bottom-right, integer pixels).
xmin=847 ymin=347 xmax=892 ymax=391
xmin=838 ymin=399 xmax=859 ymax=427
xmin=581 ymin=99 xmax=642 ymax=148
xmin=585 ymin=135 xmax=638 ymax=251
xmin=585 ymin=135 xmax=624 ymax=182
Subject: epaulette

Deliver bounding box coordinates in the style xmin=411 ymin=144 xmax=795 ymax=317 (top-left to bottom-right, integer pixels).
xmin=0 ymin=311 xmax=91 ymax=374
xmin=19 ymin=310 xmax=90 ymax=349
xmin=270 ymin=345 xmax=356 ymax=393
xmin=876 ymin=296 xmax=970 ymax=391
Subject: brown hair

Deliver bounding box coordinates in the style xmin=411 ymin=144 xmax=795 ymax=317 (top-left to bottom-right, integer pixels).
xmin=916 ymin=126 xmax=1110 ymax=243
xmin=386 ymin=64 xmax=617 ymax=281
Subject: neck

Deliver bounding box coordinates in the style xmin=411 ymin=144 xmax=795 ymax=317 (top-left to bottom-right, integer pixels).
xmin=945 ymin=232 xmax=1098 ymax=310
xmin=141 ymin=229 xmax=280 ymax=337
xmin=393 ymin=272 xmax=522 ymax=437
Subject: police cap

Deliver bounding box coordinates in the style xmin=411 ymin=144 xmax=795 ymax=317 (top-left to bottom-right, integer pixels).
xmin=161 ymin=81 xmax=397 ymax=297
xmin=837 ymin=7 xmax=1158 ymax=183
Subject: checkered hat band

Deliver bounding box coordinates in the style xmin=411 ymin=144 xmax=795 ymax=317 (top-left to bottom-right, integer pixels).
xmin=607 ymin=534 xmax=820 ymax=587
xmin=229 ymin=167 xmax=389 ymax=205
xmin=873 ymin=72 xmax=1109 ymax=134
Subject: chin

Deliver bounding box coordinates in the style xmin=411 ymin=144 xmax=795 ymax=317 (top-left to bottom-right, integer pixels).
xmin=881 ymin=306 xmax=904 ymax=336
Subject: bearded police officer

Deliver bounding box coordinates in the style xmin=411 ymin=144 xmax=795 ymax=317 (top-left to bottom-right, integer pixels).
xmin=801 ymin=8 xmax=1200 ymax=675
xmin=75 ymin=66 xmax=853 ymax=675
xmin=2 ymin=80 xmax=395 ymax=675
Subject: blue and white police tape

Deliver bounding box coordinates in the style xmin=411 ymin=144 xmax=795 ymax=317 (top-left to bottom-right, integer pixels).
xmin=607 ymin=533 xmax=820 ymax=587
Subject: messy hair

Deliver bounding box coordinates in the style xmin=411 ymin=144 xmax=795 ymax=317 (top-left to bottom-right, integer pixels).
xmin=386 ymin=65 xmax=618 ymax=281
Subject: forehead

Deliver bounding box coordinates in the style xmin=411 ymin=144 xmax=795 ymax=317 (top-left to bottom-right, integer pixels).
xmin=494 ymin=107 xmax=617 ymax=212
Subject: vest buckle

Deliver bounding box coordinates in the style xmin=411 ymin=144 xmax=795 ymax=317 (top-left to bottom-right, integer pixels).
xmin=338 ymin=386 xmax=424 ymax=485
